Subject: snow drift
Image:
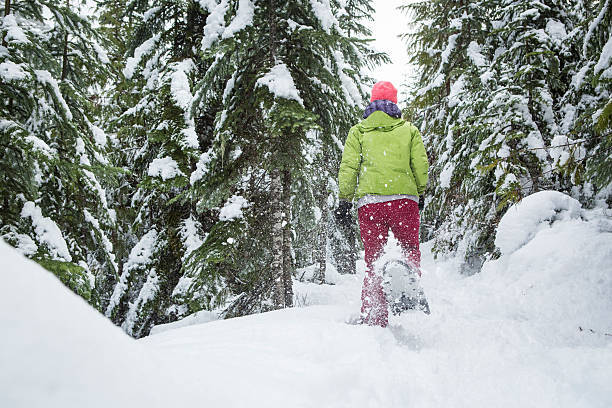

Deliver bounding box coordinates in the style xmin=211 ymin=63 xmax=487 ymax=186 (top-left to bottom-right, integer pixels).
xmin=487 ymin=191 xmax=612 ymax=334
xmin=0 ymin=240 xmax=185 ymax=408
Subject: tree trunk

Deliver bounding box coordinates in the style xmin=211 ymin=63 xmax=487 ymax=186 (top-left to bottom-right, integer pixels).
xmin=61 ymin=0 xmax=70 ymax=81
xmin=313 ymin=177 xmax=327 ymax=283
xmin=2 ymin=0 xmax=11 ymax=107
xmin=3 ymin=0 xmax=9 ymax=21
xmin=268 ymin=0 xmax=287 ymax=309
xmin=338 ymin=218 xmax=357 ymax=275
xmin=282 ymin=168 xmax=293 ymax=306
xmin=268 ymin=0 xmax=276 ymax=62
xmin=271 ymin=168 xmax=285 ymax=308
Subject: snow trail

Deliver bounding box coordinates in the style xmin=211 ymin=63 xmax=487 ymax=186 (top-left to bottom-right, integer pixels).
xmin=142 ymin=238 xmax=611 ymax=407
xmin=145 ymin=191 xmax=612 ymax=407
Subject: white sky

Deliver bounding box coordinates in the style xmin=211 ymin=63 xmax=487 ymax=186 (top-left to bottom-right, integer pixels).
xmin=366 ymin=0 xmax=414 ymax=99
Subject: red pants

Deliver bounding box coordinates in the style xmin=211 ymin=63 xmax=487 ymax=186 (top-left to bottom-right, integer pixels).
xmin=357 ymin=199 xmax=421 ymax=327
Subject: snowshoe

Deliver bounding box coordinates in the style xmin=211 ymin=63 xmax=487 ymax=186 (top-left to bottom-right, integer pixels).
xmin=382 ymin=260 xmax=430 ymax=315
xmin=345 ymin=315 xmax=365 ymax=325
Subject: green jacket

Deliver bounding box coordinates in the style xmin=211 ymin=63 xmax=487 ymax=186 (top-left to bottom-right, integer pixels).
xmin=338 ymin=110 xmax=429 ymax=201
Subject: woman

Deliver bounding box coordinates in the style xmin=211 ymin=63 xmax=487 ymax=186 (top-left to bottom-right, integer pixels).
xmin=336 ymin=81 xmax=429 ymax=327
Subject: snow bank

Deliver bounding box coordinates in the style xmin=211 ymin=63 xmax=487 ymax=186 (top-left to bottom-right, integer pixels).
xmin=148 ymin=206 xmax=612 ymax=407
xmin=3 ymin=188 xmax=611 ymax=408
xmin=495 ymin=190 xmax=581 ymax=255
xmin=0 ymin=241 xmax=184 ymax=408
xmin=479 ymin=192 xmax=612 ymax=339
xmin=150 ymin=309 xmax=219 ymax=335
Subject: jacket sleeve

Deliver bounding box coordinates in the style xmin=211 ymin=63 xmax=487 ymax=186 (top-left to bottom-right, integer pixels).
xmin=338 ymin=127 xmax=362 ymax=201
xmin=410 ymin=127 xmax=429 ymax=195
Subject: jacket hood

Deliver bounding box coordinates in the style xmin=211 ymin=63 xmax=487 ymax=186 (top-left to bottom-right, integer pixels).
xmin=357 ymin=110 xmax=405 ymax=133
xmin=363 ymin=99 xmax=402 ymax=119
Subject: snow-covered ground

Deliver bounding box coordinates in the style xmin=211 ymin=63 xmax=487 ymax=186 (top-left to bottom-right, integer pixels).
xmin=2 ymin=192 xmax=612 ymax=407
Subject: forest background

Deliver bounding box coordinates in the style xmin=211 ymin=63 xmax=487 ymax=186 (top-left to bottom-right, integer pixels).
xmin=1 ymin=0 xmax=610 ymax=337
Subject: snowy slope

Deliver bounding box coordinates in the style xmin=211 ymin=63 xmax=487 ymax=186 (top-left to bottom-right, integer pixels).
xmin=2 ymin=192 xmax=612 ymax=407
xmin=0 ymin=241 xmax=187 ymax=408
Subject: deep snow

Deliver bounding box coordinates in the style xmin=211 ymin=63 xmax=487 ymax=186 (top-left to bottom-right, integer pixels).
xmin=1 ymin=192 xmax=612 ymax=408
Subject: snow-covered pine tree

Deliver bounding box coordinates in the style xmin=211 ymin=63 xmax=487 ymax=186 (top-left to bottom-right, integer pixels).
xmin=403 ymin=0 xmax=501 ymax=272
xmin=477 ymin=0 xmax=571 ymax=201
xmin=404 ymin=0 xmax=609 ymax=271
xmin=586 ymin=0 xmax=612 ymax=197
xmin=464 ymin=0 xmax=612 ymax=252
xmin=28 ymin=0 xmax=381 ymax=336
xmin=0 ymin=0 xmax=117 ymax=305
xmin=182 ymin=0 xmax=379 ymax=317
xmin=557 ymin=0 xmax=612 ymax=203
xmin=454 ymin=0 xmax=571 ymax=269
xmin=94 ymin=1 xmax=142 ymax=302
xmin=101 ymin=1 xmax=215 ymax=337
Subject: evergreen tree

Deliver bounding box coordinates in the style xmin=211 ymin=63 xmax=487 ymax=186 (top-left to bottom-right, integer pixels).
xmin=0 ymin=0 xmax=116 ymax=305
xmin=403 ymin=0 xmax=611 ymax=271
xmin=558 ymin=0 xmax=612 ymax=202
xmin=101 ymin=1 xmax=214 ymax=336
xmin=99 ymin=0 xmax=379 ymax=336
xmin=403 ymin=0 xmax=500 ymax=272
xmin=0 ymin=0 xmax=380 ymax=337
xmin=185 ymin=0 xmax=378 ymax=316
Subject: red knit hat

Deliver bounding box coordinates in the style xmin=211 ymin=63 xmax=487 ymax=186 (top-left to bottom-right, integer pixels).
xmin=370 ymin=81 xmax=398 ymax=104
